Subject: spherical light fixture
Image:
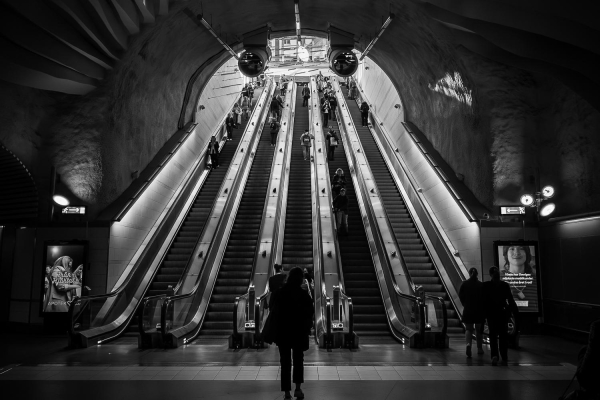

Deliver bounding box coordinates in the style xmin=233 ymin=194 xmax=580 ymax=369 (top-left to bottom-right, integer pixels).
xmin=539 ymin=203 xmax=556 ymax=217
xmin=519 ymin=194 xmax=534 ymax=207
xmin=541 ymin=185 xmax=555 ymax=199
xmin=53 ymin=195 xmax=69 ymax=206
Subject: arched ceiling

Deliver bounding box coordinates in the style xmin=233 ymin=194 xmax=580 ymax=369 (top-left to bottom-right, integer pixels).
xmin=1 ymin=0 xmax=599 ymax=109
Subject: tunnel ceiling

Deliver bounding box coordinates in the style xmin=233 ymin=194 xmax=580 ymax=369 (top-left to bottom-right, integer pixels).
xmin=1 ymin=0 xmax=599 ymax=109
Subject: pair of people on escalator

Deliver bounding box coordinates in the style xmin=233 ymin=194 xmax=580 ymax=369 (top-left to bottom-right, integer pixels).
xmin=332 ymin=168 xmax=348 ymax=236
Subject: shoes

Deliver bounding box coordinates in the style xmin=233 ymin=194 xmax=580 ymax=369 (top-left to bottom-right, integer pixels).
xmin=477 ymin=347 xmax=484 ymax=355
xmin=491 ymin=356 xmax=499 ymax=366
xmin=284 ymin=394 xmax=292 ymax=400
xmin=466 ymin=345 xmax=472 ymax=358
xmin=500 ymin=359 xmax=508 ymax=366
xmin=294 ymin=389 xmax=304 ymax=399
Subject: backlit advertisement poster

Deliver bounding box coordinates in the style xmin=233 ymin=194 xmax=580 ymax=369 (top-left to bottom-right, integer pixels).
xmin=42 ymin=241 xmax=87 ymax=313
xmin=494 ymin=241 xmax=539 ymax=313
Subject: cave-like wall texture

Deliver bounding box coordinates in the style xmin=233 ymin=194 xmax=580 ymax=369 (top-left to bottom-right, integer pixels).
xmin=0 ymin=0 xmax=598 ymax=219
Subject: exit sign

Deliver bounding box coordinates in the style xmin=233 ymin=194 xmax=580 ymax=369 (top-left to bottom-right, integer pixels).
xmin=500 ymin=206 xmax=525 ymax=215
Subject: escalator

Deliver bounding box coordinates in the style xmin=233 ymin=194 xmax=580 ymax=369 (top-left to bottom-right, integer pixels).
xmin=281 ymin=85 xmax=313 ymax=273
xmin=124 ymin=120 xmax=251 ymax=336
xmin=342 ymin=91 xmax=462 ymax=334
xmin=328 ymin=105 xmax=390 ymax=338
xmin=199 ymin=99 xmax=276 ymax=337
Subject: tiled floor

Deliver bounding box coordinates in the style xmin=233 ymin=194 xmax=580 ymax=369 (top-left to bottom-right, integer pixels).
xmin=0 ymin=363 xmax=577 ymax=381
xmin=0 ymin=334 xmax=583 ymax=399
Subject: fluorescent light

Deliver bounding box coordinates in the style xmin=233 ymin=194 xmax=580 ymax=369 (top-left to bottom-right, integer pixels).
xmin=296 ymin=22 xmax=300 ymax=30
xmin=53 ymin=195 xmax=69 ymax=206
xmin=540 ymin=203 xmax=556 ymax=217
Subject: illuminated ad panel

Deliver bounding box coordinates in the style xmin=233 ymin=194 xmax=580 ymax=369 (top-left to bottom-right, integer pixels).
xmin=493 ymin=241 xmax=540 ymax=313
xmin=41 ymin=241 xmax=87 ymax=313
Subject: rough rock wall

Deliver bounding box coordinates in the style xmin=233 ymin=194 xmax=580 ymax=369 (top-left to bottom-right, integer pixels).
xmin=367 ymin=4 xmax=600 ymax=217
xmin=50 ymin=7 xmax=223 ymax=211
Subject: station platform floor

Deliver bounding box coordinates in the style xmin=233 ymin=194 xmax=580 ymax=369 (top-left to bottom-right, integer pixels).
xmin=0 ymin=333 xmax=583 ymax=399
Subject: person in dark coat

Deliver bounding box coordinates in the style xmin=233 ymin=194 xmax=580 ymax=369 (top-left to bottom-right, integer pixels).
xmin=326 ymin=128 xmax=339 ymax=161
xmin=225 ymin=112 xmax=236 ymax=141
xmin=208 ymin=136 xmax=219 ymax=169
xmin=270 ymin=267 xmax=314 ymax=400
xmin=269 ymin=118 xmax=280 ymax=146
xmin=483 ymin=266 xmax=519 ymax=365
xmin=332 ymin=168 xmax=346 ymax=196
xmin=459 ymin=267 xmax=485 ymax=358
xmin=332 ymin=187 xmax=349 ymax=235
xmin=301 ymin=84 xmax=310 ymax=107
xmin=329 ymin=95 xmax=337 ymax=121
xmin=360 ymin=101 xmax=370 ymax=126
xmin=268 ymin=263 xmax=286 ymax=294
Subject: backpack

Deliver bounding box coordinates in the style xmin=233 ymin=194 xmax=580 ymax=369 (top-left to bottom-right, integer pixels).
xmin=329 ymin=136 xmax=338 ymax=146
xmin=302 ymin=134 xmax=310 ymax=144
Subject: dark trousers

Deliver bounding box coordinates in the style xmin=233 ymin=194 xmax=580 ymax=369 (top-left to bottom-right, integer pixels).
xmin=328 ymin=146 xmax=335 ymax=161
xmin=226 ymin=125 xmax=233 ymax=139
xmin=361 ymin=112 xmax=368 ymax=126
xmin=303 ymin=96 xmax=309 ymax=106
xmin=488 ymin=315 xmax=509 ymax=360
xmin=331 ymin=108 xmax=336 ymax=120
xmin=210 ymin=153 xmax=219 ymax=168
xmin=323 ymin=113 xmax=329 ymax=126
xmin=278 ymin=345 xmax=304 ymax=391
xmin=271 ymin=133 xmax=277 ymax=145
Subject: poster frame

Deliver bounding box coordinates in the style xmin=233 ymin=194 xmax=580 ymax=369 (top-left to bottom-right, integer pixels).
xmin=40 ymin=240 xmax=88 ymax=316
xmin=492 ymin=240 xmax=541 ymax=314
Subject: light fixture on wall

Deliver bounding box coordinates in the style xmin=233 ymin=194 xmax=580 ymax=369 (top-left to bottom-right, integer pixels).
xmin=394 ymin=104 xmax=401 ymax=109
xmin=52 ymin=194 xmax=69 ymax=206
xmin=198 ymin=105 xmax=205 ymax=111
xmin=519 ymin=185 xmax=556 ymax=218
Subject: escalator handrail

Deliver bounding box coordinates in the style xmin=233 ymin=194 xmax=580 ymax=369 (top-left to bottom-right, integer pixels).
xmin=67 ymin=118 xmax=229 ymax=344
xmin=424 ymin=294 xmax=448 ymax=336
xmin=310 ymin=77 xmax=354 ymax=343
xmin=161 ymin=80 xmax=275 ymax=343
xmin=253 ymin=81 xmax=298 ymax=341
xmin=138 ymin=294 xmax=167 ymax=336
xmin=333 ymin=80 xmax=425 ymax=341
xmin=350 ymin=79 xmax=457 ymax=330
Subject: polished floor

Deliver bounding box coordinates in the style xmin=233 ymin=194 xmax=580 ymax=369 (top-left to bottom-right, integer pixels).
xmin=0 ymin=333 xmax=582 ymax=399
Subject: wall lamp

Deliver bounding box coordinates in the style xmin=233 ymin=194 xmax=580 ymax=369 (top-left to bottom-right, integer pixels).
xmin=394 ymin=104 xmax=401 ymax=109
xmin=53 ymin=195 xmax=69 ymax=206
xmin=519 ymin=185 xmax=556 ymax=217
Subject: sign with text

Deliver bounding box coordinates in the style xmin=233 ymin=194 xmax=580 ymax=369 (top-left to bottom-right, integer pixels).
xmin=493 ymin=241 xmax=540 ymax=313
xmin=61 ymin=206 xmax=86 ymax=214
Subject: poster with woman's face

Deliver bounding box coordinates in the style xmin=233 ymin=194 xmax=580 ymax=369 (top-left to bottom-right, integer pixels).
xmin=42 ymin=243 xmax=86 ymax=313
xmin=495 ymin=243 xmax=539 ymax=312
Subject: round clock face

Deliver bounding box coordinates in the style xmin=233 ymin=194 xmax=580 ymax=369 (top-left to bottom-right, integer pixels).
xmin=541 ymin=185 xmax=555 ymax=199
xmin=520 ymin=194 xmax=534 ymax=206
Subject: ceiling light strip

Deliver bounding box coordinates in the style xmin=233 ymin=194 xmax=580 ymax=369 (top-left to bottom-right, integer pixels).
xmin=197 ymin=13 xmax=239 ymax=60
xmin=359 ymin=13 xmax=394 ymax=61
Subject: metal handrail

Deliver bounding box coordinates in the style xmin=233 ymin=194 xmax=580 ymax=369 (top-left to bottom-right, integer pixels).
xmin=160 ymin=80 xmax=275 ymax=346
xmin=252 ymin=81 xmax=297 ymax=347
xmin=310 ymin=77 xmax=355 ymax=347
xmin=350 ymin=79 xmax=456 ymax=333
xmin=333 ymin=80 xmax=426 ymax=343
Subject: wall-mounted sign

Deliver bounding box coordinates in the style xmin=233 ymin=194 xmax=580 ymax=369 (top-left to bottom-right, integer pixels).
xmin=500 ymin=206 xmax=526 ymax=215
xmin=41 ymin=241 xmax=87 ymax=314
xmin=61 ymin=206 xmax=86 ymax=215
xmin=493 ymin=241 xmax=540 ymax=313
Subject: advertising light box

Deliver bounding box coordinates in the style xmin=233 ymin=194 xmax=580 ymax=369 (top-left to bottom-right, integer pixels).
xmin=493 ymin=241 xmax=540 ymax=313
xmin=41 ymin=241 xmax=87 ymax=314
